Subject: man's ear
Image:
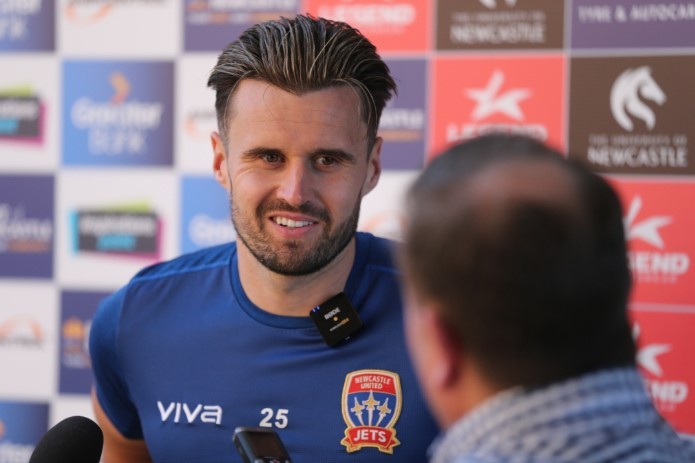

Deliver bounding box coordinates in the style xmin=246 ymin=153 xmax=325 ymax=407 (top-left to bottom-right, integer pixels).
xmin=428 ymin=305 xmax=463 ymax=389
xmin=211 ymin=131 xmax=230 ymax=190
xmin=362 ymin=137 xmax=382 ymax=197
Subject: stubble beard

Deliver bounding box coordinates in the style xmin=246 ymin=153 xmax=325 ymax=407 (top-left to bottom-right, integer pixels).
xmin=230 ymin=193 xmax=361 ymax=276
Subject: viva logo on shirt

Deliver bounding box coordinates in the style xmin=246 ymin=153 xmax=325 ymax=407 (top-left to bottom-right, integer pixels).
xmin=341 ymin=369 xmax=402 ymax=454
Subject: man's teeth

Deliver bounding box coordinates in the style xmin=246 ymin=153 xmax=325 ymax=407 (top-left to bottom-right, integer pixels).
xmin=274 ymin=217 xmax=313 ymax=228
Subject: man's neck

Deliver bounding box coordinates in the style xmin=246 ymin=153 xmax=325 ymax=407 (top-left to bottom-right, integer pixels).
xmin=236 ymin=239 xmax=356 ymax=317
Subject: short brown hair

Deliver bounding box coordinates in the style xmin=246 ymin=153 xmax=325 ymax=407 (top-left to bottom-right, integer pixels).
xmin=207 ymin=14 xmax=396 ymax=149
xmin=403 ymin=134 xmax=635 ymax=389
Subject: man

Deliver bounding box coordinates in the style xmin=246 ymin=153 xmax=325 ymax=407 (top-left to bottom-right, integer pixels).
xmin=400 ymin=134 xmax=695 ymax=463
xmin=89 ymin=14 xmax=437 ymax=463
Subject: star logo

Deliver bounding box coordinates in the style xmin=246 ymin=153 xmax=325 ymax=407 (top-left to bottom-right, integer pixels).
xmin=466 ymin=71 xmax=531 ymax=122
xmin=624 ymin=196 xmax=671 ymax=250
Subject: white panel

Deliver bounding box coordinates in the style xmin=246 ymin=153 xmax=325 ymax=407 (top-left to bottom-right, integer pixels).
xmin=0 ymin=282 xmax=58 ymax=400
xmin=56 ymin=169 xmax=179 ymax=287
xmin=0 ymin=55 xmax=59 ymax=172
xmin=58 ymin=0 xmax=181 ymax=58
xmin=176 ymin=54 xmax=220 ymax=173
xmin=358 ymin=170 xmax=418 ymax=242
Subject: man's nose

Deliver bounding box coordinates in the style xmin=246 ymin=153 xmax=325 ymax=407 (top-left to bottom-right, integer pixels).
xmin=276 ymin=161 xmax=312 ymax=206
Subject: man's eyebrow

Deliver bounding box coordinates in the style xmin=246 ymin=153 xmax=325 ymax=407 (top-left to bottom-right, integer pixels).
xmin=308 ymin=148 xmax=358 ymax=164
xmin=241 ymin=147 xmax=284 ymax=159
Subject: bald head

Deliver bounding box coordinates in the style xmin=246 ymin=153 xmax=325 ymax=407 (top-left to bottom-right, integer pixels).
xmin=402 ymin=134 xmax=634 ymax=389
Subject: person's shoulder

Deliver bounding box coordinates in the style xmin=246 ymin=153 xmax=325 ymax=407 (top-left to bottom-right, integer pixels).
xmin=130 ymin=242 xmax=236 ymax=284
xmin=357 ymin=232 xmax=401 ymax=274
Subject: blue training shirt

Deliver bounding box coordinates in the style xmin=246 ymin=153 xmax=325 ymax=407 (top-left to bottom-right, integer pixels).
xmin=90 ymin=232 xmax=439 ymax=462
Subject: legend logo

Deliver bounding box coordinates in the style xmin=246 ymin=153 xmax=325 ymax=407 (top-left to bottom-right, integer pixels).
xmin=315 ymin=0 xmax=416 ymax=30
xmin=612 ymin=180 xmax=695 ymax=306
xmin=453 ymin=70 xmax=546 ymax=140
xmin=633 ymin=321 xmax=690 ymax=417
xmin=445 ymin=71 xmax=546 ymax=144
xmin=624 ymin=196 xmax=689 ymax=285
xmin=307 ymin=0 xmax=427 ymax=51
xmin=432 ymin=57 xmax=564 ymax=156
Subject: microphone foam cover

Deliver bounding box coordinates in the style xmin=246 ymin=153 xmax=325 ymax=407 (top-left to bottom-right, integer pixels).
xmin=29 ymin=415 xmax=103 ymax=463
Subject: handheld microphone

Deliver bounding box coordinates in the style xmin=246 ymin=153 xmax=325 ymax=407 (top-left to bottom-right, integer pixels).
xmin=233 ymin=426 xmax=292 ymax=463
xmin=29 ymin=415 xmax=103 ymax=463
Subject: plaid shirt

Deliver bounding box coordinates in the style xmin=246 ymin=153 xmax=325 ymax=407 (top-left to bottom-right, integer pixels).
xmin=429 ymin=367 xmax=695 ymax=463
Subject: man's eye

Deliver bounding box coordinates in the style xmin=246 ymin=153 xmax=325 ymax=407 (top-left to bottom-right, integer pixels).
xmin=316 ymin=156 xmax=337 ymax=166
xmin=262 ymin=153 xmax=282 ymax=163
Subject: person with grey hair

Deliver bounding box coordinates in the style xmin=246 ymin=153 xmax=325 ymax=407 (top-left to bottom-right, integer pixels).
xmin=89 ymin=14 xmax=438 ymax=463
xmin=400 ymin=133 xmax=695 ymax=463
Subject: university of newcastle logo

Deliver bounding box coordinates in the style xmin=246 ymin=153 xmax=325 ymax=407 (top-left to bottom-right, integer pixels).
xmin=341 ymin=370 xmax=402 ymax=454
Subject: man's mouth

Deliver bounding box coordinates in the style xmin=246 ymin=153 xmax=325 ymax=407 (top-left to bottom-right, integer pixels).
xmin=273 ymin=216 xmax=316 ymax=228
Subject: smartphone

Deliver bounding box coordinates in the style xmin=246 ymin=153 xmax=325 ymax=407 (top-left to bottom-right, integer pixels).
xmin=232 ymin=426 xmax=293 ymax=463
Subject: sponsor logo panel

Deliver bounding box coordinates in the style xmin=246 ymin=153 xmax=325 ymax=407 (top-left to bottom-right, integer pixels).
xmin=610 ymin=180 xmax=695 ymax=306
xmin=62 ymin=60 xmax=174 ymax=166
xmin=61 ymin=0 xmax=177 ymax=56
xmin=631 ymin=310 xmax=695 ymax=434
xmin=70 ymin=204 xmax=163 ymax=260
xmin=379 ymin=59 xmax=426 ymax=170
xmin=0 ymin=284 xmax=57 ymax=398
xmin=436 ymin=0 xmax=564 ymax=50
xmin=0 ymin=401 xmax=49 ymax=461
xmin=0 ymin=0 xmax=54 ymax=51
xmin=57 ymin=171 xmax=177 ymax=287
xmin=59 ymin=290 xmax=111 ymax=394
xmin=176 ymin=55 xmax=219 ymax=173
xmin=572 ymin=0 xmax=695 ymax=49
xmin=0 ymin=175 xmax=54 ymax=278
xmin=358 ymin=171 xmax=417 ymax=242
xmin=305 ymin=0 xmax=429 ymax=52
xmin=0 ymin=88 xmax=44 ymax=144
xmin=184 ymin=0 xmax=300 ymax=51
xmin=0 ymin=56 xmax=59 ymax=170
xmin=569 ymin=56 xmax=695 ymax=175
xmin=431 ymin=55 xmax=564 ymax=157
xmin=181 ymin=176 xmax=235 ymax=254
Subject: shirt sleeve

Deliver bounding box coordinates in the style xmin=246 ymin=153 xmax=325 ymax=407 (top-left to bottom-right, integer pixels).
xmin=89 ymin=286 xmax=144 ymax=439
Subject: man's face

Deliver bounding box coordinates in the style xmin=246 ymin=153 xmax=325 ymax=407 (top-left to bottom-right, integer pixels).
xmin=212 ymin=79 xmax=381 ymax=276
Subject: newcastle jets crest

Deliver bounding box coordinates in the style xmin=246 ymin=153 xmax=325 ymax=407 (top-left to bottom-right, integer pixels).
xmin=341 ymin=369 xmax=402 ymax=453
